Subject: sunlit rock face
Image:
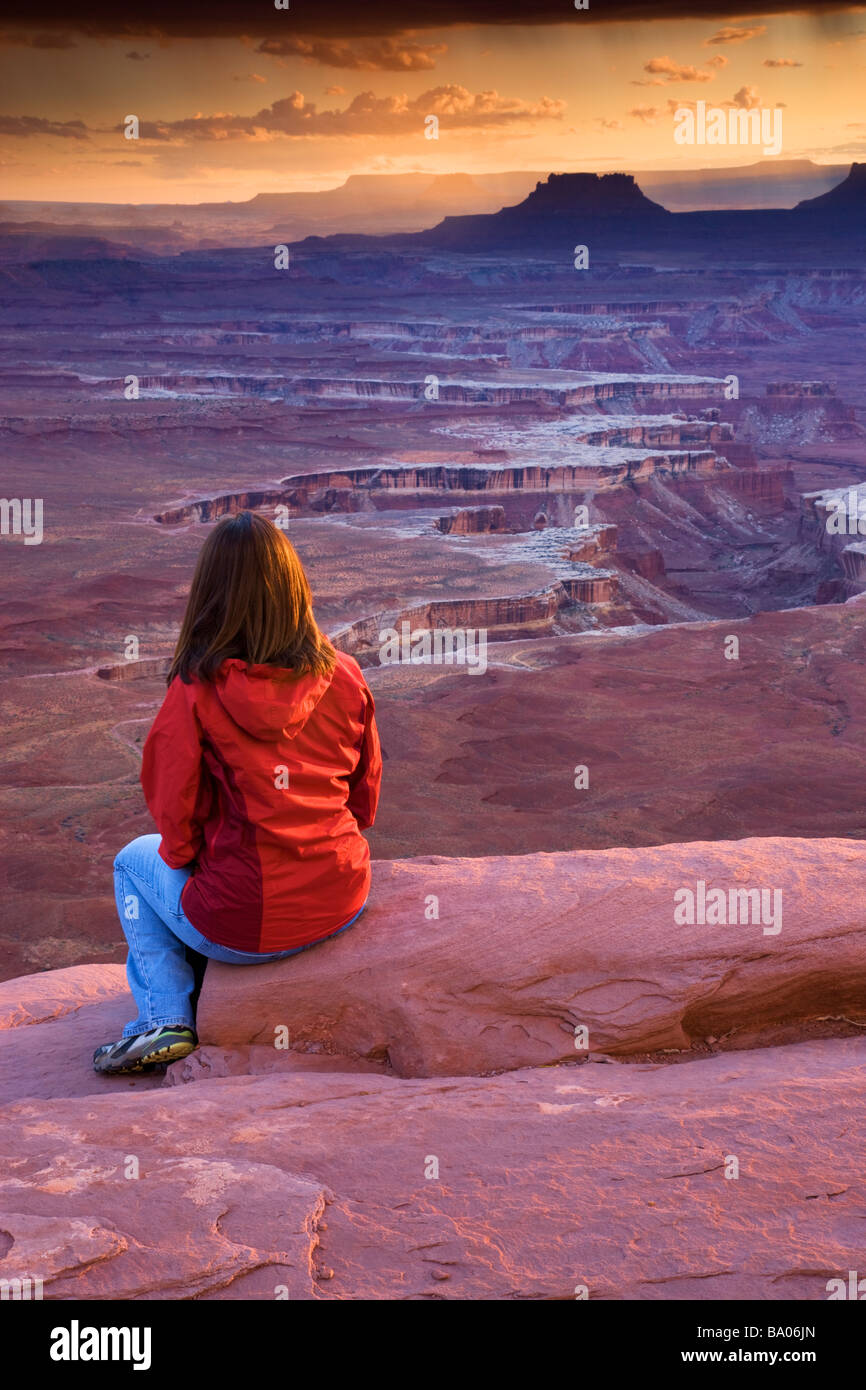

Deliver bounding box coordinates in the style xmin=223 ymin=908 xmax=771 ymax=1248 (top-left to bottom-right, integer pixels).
xmin=564 ymin=524 xmax=619 ymax=563
xmin=434 ymin=505 xmax=507 ymax=535
xmin=330 ymin=578 xmax=618 ymax=665
xmin=195 ymin=837 xmax=866 ymax=1072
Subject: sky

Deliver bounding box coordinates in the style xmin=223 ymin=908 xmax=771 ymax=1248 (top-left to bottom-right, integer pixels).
xmin=1 ymin=2 xmax=865 ymax=202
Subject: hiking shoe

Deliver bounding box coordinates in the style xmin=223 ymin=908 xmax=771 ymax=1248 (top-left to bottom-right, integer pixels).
xmin=93 ymin=1025 xmax=197 ymax=1075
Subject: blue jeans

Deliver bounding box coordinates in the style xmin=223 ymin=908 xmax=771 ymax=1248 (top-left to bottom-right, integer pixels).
xmin=113 ymin=834 xmax=365 ymax=1038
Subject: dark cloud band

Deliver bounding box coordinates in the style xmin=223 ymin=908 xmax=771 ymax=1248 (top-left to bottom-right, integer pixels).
xmin=0 ymin=0 xmax=858 ymax=40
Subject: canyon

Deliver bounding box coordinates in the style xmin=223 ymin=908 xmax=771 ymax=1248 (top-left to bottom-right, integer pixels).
xmin=0 ymin=166 xmax=864 ymax=1301
xmin=2 ymin=172 xmax=865 ymax=971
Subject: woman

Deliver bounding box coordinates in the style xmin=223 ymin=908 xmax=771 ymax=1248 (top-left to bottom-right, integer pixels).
xmin=94 ymin=511 xmax=381 ymax=1076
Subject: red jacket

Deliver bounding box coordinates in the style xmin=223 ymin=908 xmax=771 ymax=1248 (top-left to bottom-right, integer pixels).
xmin=140 ymin=651 xmax=381 ymax=952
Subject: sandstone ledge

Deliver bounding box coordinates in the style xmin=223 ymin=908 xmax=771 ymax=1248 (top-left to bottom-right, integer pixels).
xmin=1 ymin=1037 xmax=864 ymax=1299
xmin=197 ymin=837 xmax=866 ymax=1075
xmin=1 ymin=836 xmax=865 ymax=1300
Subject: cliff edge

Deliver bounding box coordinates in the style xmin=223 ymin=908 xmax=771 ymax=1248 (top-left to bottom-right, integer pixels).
xmin=0 ymin=836 xmax=864 ymax=1299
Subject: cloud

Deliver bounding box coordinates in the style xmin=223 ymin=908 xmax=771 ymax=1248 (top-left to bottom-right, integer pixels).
xmin=0 ymin=114 xmax=88 ymax=138
xmin=799 ymin=136 xmax=866 ymax=161
xmin=628 ymin=106 xmax=660 ymax=123
xmin=632 ymin=54 xmax=727 ymax=85
xmin=233 ymin=72 xmax=267 ymax=83
xmin=112 ymin=86 xmax=566 ymax=142
xmin=763 ymin=57 xmax=803 ymax=67
xmin=731 ymin=84 xmax=761 ymax=108
xmin=255 ymin=35 xmax=448 ymax=71
xmin=125 ymin=50 xmax=151 ymax=61
xmin=668 ymin=86 xmax=767 ymax=113
xmin=705 ymin=25 xmax=767 ymax=45
xmin=594 ymin=117 xmax=624 ymax=130
xmin=0 ymin=31 xmax=77 ymax=49
xmin=325 ymin=85 xmax=346 ymax=96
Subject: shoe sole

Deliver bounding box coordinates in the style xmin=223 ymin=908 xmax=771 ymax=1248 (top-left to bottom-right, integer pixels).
xmin=95 ymin=1038 xmax=197 ymax=1076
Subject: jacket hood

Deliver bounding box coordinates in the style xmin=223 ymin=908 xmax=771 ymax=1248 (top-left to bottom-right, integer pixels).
xmin=214 ymin=658 xmax=335 ymax=741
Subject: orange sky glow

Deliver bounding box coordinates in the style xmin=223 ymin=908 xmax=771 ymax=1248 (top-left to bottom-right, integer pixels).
xmin=1 ymin=7 xmax=865 ymax=202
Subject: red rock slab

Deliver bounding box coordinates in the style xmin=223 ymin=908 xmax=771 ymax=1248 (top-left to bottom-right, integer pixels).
xmin=0 ymin=997 xmax=169 ymax=1105
xmin=0 ymin=963 xmax=127 ymax=1030
xmin=0 ymin=964 xmax=388 ymax=1106
xmin=197 ymin=837 xmax=866 ymax=1076
xmin=1 ymin=1036 xmax=864 ymax=1300
xmin=0 ymin=1159 xmax=327 ymax=1301
xmin=0 ymin=965 xmax=155 ymax=1106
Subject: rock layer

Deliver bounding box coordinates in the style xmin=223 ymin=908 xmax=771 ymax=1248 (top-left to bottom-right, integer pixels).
xmin=1 ymin=1019 xmax=864 ymax=1299
xmin=197 ymin=837 xmax=866 ymax=1076
xmin=435 ymin=505 xmax=507 ymax=535
xmin=330 ymin=579 xmax=616 ymax=664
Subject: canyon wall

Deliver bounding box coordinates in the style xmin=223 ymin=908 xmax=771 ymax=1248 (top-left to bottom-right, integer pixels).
xmin=293 ymin=376 xmax=725 ymax=407
xmin=435 ymin=505 xmax=507 ymax=535
xmin=801 ymin=483 xmax=866 ymax=596
xmin=564 ymin=523 xmax=619 ymax=563
xmin=97 ymin=656 xmax=171 ymax=683
xmin=330 ymin=577 xmax=617 ymax=663
xmin=718 ymin=465 xmax=792 ymax=504
xmin=153 ymin=451 xmax=728 ymax=527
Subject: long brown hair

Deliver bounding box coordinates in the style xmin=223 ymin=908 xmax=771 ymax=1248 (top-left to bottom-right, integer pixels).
xmin=168 ymin=511 xmax=336 ymax=684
